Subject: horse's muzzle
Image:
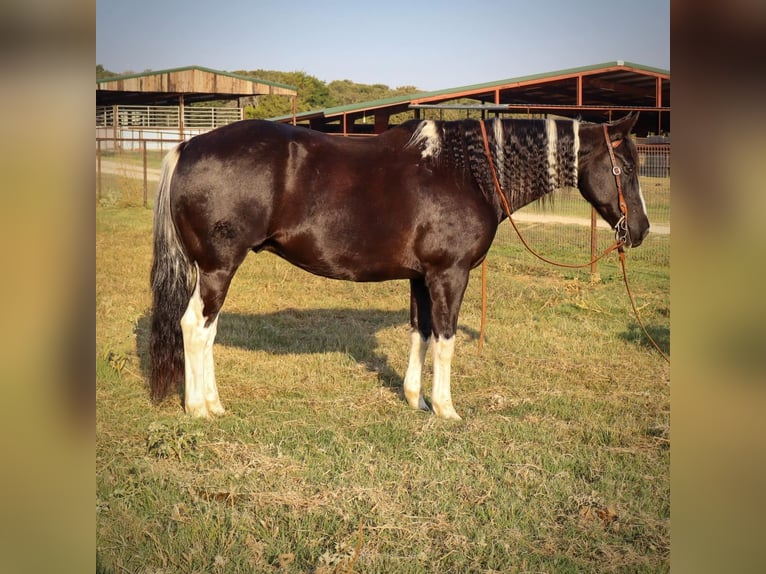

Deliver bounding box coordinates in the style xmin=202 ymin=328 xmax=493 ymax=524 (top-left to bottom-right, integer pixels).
xmin=630 ymin=225 xmax=650 ymax=248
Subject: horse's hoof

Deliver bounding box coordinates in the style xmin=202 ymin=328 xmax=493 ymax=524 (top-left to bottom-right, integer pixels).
xmin=186 ymin=403 xmax=211 ymax=418
xmin=432 ymin=403 xmax=462 ymax=420
xmin=207 ymin=401 xmax=226 ymax=416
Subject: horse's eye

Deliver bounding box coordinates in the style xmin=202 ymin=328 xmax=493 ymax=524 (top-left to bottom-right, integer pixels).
xmin=623 ymin=163 xmax=634 ymax=175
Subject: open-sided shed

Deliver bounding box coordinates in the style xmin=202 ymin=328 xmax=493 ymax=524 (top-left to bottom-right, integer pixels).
xmin=97 ymin=65 xmax=298 ymax=141
xmin=273 ymin=61 xmax=669 ymax=137
xmin=96 ymin=65 xmax=297 ymax=106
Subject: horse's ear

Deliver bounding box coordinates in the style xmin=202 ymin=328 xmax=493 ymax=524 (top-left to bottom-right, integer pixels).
xmin=577 ymin=112 xmax=640 ymax=155
xmin=610 ymin=112 xmax=639 ymax=140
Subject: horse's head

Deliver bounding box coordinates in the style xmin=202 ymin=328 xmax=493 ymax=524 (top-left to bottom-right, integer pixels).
xmin=577 ymin=113 xmax=650 ymax=248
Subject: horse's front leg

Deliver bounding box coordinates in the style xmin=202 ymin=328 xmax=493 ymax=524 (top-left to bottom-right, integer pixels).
xmin=427 ymin=268 xmax=469 ymax=420
xmin=403 ymin=278 xmax=430 ymax=411
xmin=431 ymin=335 xmax=459 ymax=419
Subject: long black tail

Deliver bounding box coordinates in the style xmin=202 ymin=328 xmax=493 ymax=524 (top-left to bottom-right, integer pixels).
xmin=149 ymin=144 xmax=193 ymax=402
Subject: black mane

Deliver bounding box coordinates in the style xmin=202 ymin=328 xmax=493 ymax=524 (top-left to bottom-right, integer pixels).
xmin=403 ymin=118 xmax=580 ymax=211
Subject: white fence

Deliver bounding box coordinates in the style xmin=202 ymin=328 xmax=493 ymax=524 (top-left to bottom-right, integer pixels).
xmin=96 ymin=105 xmax=243 ymax=149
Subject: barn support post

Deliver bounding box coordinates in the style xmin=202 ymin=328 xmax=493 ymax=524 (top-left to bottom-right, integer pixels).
xmin=374 ymin=111 xmax=389 ymax=134
xmin=178 ymin=94 xmax=185 ymax=140
xmin=112 ymin=105 xmax=119 ymax=151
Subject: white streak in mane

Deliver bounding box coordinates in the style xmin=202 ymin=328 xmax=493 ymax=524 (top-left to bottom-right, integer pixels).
xmin=572 ymin=120 xmax=580 ymax=186
xmin=407 ymin=120 xmax=441 ymax=159
xmin=493 ymin=118 xmax=506 ymax=190
xmin=546 ymin=119 xmax=558 ymax=188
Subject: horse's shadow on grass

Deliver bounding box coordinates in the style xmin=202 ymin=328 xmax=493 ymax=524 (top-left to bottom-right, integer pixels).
xmin=135 ymin=307 xmax=480 ymax=395
xmin=619 ymin=322 xmax=670 ymax=356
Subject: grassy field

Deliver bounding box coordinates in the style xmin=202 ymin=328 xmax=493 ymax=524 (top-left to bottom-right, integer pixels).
xmin=96 ymin=205 xmax=669 ymax=573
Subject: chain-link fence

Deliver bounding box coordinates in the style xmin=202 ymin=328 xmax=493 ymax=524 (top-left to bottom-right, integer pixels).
xmin=493 ymin=143 xmax=670 ymax=271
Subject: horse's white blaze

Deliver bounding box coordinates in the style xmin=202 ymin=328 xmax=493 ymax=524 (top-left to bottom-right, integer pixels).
xmin=638 ymin=182 xmax=648 ymax=219
xmin=408 ymin=120 xmax=441 ymax=159
xmin=431 ymin=336 xmax=460 ymax=420
xmin=403 ymin=330 xmax=429 ymax=411
xmin=546 ymin=119 xmax=558 ymax=188
xmin=180 ymin=267 xmax=222 ymax=417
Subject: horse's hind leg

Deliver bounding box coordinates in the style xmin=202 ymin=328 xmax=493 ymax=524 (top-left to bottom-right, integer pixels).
xmin=180 ymin=264 xmax=232 ymax=418
xmin=403 ymin=278 xmax=431 ymax=412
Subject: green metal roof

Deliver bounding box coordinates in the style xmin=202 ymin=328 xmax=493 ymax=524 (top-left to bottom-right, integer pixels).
xmin=270 ymin=61 xmax=669 ymax=123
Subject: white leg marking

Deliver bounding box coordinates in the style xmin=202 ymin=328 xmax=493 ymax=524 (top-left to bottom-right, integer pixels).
xmin=546 ymin=119 xmax=558 ymax=188
xmin=180 ymin=268 xmax=223 ymax=418
xmin=431 ymin=336 xmax=461 ymax=420
xmin=181 ymin=275 xmax=208 ymax=417
xmin=403 ymin=330 xmax=429 ymax=411
xmin=202 ymin=314 xmax=225 ymax=415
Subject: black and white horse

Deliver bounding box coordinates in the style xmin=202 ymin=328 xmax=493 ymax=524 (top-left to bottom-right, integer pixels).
xmin=149 ymin=113 xmax=649 ymax=419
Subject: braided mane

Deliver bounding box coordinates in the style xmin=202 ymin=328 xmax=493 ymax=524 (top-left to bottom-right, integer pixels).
xmin=405 ymin=118 xmax=580 ymax=212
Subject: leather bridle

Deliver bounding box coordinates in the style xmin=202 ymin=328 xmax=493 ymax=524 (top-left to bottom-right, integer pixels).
xmin=603 ymin=124 xmax=630 ymax=247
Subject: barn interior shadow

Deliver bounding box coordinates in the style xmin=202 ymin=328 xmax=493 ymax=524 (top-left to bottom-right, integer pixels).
xmin=135 ymin=307 xmax=480 ymax=396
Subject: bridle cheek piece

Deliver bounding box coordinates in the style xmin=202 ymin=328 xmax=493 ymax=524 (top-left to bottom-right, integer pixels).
xmin=604 ymin=125 xmax=630 ymax=247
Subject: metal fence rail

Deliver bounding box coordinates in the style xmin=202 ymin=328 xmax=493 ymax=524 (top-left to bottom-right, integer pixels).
xmin=96 ymin=105 xmax=243 ymax=129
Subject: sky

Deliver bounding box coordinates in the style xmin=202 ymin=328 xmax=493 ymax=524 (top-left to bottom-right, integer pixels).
xmin=96 ymin=0 xmax=669 ymax=91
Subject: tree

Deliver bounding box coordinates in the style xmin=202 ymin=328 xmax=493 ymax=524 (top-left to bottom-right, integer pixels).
xmin=96 ymin=65 xmax=118 ymax=80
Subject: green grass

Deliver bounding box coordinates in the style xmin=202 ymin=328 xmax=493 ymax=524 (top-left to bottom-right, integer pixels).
xmin=97 ymin=173 xmax=149 ymax=208
xmin=98 ymin=149 xmax=167 ymax=170
xmin=97 ymin=205 xmax=669 ymax=573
